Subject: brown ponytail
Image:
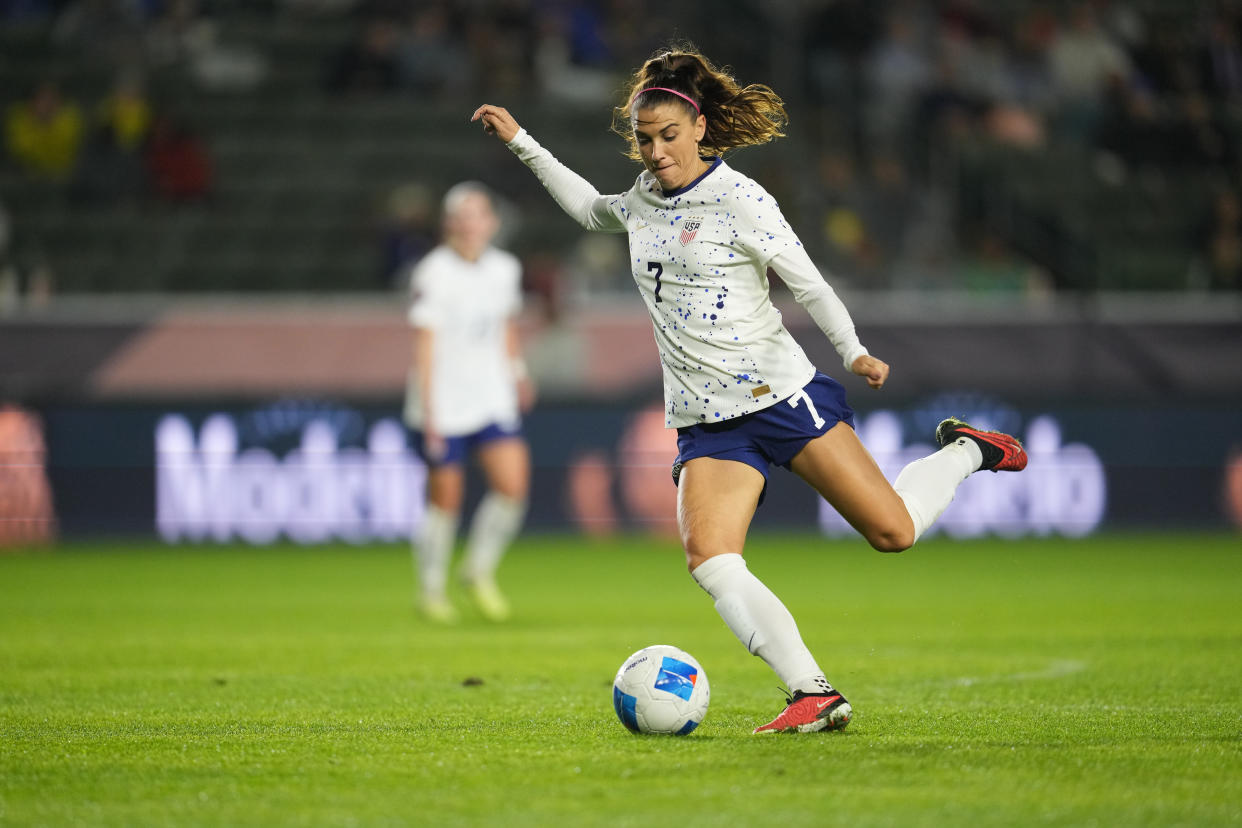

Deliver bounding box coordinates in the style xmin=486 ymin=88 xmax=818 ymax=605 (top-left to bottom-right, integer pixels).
xmin=611 ymin=44 xmax=788 ymax=161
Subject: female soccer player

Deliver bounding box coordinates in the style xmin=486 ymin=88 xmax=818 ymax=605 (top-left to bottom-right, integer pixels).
xmin=404 ymin=181 xmax=533 ymax=623
xmin=472 ymin=47 xmax=1026 ymax=732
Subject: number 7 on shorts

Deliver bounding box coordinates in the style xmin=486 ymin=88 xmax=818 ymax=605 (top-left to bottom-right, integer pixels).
xmin=787 ymin=389 xmax=826 ymax=430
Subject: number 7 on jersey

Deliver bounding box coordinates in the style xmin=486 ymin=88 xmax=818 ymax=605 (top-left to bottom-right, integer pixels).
xmin=647 ymin=261 xmax=663 ymax=303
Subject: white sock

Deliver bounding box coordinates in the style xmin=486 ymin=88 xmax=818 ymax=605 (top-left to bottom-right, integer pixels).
xmin=415 ymin=504 xmax=457 ymax=598
xmin=691 ymin=553 xmax=835 ymax=695
xmin=894 ymin=438 xmax=980 ymax=542
xmin=461 ymin=492 xmax=526 ymax=583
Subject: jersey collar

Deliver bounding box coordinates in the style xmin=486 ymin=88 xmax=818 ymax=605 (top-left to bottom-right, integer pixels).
xmin=661 ymin=156 xmax=723 ymax=198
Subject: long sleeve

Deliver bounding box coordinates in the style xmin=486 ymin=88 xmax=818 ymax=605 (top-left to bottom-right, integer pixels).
xmin=769 ymin=246 xmax=869 ymax=372
xmin=506 ymin=128 xmax=627 ymax=233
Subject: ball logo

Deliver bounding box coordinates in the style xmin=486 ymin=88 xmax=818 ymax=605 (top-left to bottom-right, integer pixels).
xmin=653 ymin=656 xmax=698 ymax=701
xmin=613 ymin=687 xmax=640 ymax=732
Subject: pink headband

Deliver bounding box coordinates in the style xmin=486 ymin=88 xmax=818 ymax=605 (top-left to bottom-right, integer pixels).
xmin=634 ymin=86 xmax=700 ymax=114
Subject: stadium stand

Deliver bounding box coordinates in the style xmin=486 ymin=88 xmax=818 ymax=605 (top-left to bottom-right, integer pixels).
xmin=2 ymin=1 xmax=1241 ymax=297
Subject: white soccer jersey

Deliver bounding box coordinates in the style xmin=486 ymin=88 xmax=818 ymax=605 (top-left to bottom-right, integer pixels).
xmin=508 ymin=129 xmax=868 ymax=427
xmin=405 ymin=244 xmax=522 ymax=436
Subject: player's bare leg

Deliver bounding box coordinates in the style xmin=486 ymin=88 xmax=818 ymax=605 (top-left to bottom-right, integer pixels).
xmin=788 ymin=421 xmax=917 ymax=551
xmin=678 ymin=457 xmax=851 ymax=733
xmin=677 ymin=456 xmax=760 ymax=569
xmin=792 ymin=418 xmax=1023 ymax=549
xmin=461 ymin=437 xmax=529 ymax=620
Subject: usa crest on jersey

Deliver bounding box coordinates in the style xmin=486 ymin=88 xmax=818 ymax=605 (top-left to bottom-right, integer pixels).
xmin=678 ymin=220 xmax=701 ymax=245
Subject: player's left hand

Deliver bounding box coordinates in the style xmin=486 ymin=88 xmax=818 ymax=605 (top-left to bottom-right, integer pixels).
xmin=851 ymin=354 xmax=889 ymax=390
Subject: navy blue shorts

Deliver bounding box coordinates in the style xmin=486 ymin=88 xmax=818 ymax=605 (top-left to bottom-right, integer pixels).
xmin=674 ymin=372 xmax=854 ymax=499
xmin=413 ymin=421 xmax=523 ymax=467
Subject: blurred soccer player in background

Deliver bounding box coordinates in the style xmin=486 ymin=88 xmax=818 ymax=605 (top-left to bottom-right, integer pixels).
xmin=473 ymin=46 xmax=1026 ymax=733
xmin=404 ymin=181 xmax=533 ymax=623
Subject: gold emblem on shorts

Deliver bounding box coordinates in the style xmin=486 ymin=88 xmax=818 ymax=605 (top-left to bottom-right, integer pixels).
xmin=751 ymin=384 xmax=771 ymax=398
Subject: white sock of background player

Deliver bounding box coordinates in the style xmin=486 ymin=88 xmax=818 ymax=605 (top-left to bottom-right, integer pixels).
xmin=414 ymin=504 xmax=457 ymax=601
xmin=461 ymin=492 xmax=526 ymax=585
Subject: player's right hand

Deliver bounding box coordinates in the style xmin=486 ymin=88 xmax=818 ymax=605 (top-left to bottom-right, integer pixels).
xmin=471 ymin=105 xmax=520 ymax=143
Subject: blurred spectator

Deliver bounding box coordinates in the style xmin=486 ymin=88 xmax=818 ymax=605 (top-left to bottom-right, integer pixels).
xmin=534 ymin=4 xmax=616 ymax=106
xmin=1125 ymin=19 xmax=1185 ymax=98
xmin=0 ymin=198 xmax=15 ymax=314
xmin=803 ymin=0 xmax=883 ymax=150
xmin=984 ymin=102 xmax=1045 ymax=149
xmin=0 ymin=0 xmax=56 ymax=20
xmin=143 ymin=113 xmax=213 ymax=202
xmin=324 ymin=17 xmax=402 ymax=95
xmin=1098 ymin=0 xmax=1147 ymax=52
xmin=1170 ymin=92 xmax=1236 ymax=171
xmin=379 ymin=182 xmax=436 ymax=287
xmin=0 ymin=198 xmax=54 ymax=314
xmin=911 ymin=49 xmax=984 ymax=159
xmin=864 ymin=10 xmax=932 ymax=146
xmin=1197 ymin=187 xmax=1242 ymax=291
xmin=276 ymin=0 xmax=359 ymax=15
xmin=860 ymin=150 xmax=916 ymax=265
xmin=1096 ymin=85 xmax=1234 ymax=174
xmin=71 ymin=122 xmax=144 ymax=204
xmin=464 ymin=0 xmax=535 ymax=95
xmin=146 ymin=0 xmax=269 ymax=92
xmin=957 ymin=226 xmax=1052 ymax=295
xmin=52 ymin=0 xmax=148 ymax=66
xmin=397 ymin=4 xmax=471 ymax=97
xmin=1048 ymin=2 xmax=1133 ymax=139
xmin=1094 ymin=79 xmax=1159 ymax=170
xmin=3 ymin=79 xmax=84 ymax=182
xmin=962 ymin=30 xmax=1033 ymax=114
xmin=96 ymin=70 xmax=153 ymax=151
xmin=804 ymin=148 xmax=884 ymax=286
xmin=937 ymin=0 xmax=994 ymax=40
xmin=1197 ymin=13 xmax=1242 ymax=103
xmin=69 ymin=71 xmax=151 ymax=204
xmin=1007 ymin=8 xmax=1058 ymax=114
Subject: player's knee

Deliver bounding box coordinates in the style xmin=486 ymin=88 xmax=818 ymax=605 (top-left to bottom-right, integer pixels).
xmin=682 ymin=534 xmax=741 ymax=573
xmin=683 ymin=542 xmax=711 ymax=573
xmin=491 ymin=478 xmax=528 ymax=501
xmin=866 ymin=524 xmax=914 ymax=554
xmin=428 ymin=488 xmax=462 ymax=513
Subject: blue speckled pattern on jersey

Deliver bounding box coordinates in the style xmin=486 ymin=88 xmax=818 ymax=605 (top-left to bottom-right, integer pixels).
xmin=615 ymin=160 xmax=817 ymax=427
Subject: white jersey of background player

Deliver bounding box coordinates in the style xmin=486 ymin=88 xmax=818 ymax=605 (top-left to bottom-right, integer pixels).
xmin=406 ymin=240 xmax=522 ymax=436
xmin=403 ymin=181 xmax=533 ymax=625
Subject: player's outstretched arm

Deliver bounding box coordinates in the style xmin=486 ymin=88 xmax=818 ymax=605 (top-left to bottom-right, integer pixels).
xmin=470 ymin=104 xmax=625 ymax=234
xmin=471 ymin=105 xmax=520 ymax=143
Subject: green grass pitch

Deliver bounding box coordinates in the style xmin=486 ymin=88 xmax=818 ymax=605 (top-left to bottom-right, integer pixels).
xmin=2 ymin=532 xmax=1240 ymax=827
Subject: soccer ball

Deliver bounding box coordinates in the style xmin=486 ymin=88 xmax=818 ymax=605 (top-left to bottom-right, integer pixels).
xmin=612 ymin=645 xmax=710 ymax=735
